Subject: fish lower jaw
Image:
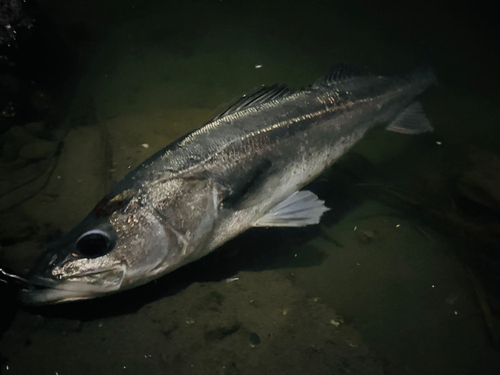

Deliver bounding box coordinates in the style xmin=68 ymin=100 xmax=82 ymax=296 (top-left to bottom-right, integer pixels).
xmin=20 ymin=269 xmax=125 ymax=305
xmin=20 ymin=287 xmax=102 ymax=304
xmin=19 ymin=281 xmax=124 ymax=304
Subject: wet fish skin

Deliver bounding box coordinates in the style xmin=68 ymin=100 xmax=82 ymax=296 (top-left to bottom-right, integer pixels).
xmin=19 ymin=65 xmax=436 ymax=304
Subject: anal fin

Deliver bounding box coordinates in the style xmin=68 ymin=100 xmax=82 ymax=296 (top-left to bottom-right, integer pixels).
xmin=254 ymin=191 xmax=329 ymax=227
xmin=386 ymin=102 xmax=433 ymax=134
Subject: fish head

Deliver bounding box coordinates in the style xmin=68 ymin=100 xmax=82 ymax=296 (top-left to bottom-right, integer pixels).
xmin=19 ymin=190 xmax=181 ymax=305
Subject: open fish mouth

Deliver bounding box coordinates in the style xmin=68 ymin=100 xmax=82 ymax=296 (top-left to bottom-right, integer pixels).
xmin=18 ymin=266 xmax=126 ymax=305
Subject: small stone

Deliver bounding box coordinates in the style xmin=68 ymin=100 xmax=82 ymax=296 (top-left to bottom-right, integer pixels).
xmin=330 ymin=319 xmax=341 ymax=327
xmin=249 ymin=332 xmax=261 ymax=346
xmin=355 ymin=229 xmax=377 ymax=244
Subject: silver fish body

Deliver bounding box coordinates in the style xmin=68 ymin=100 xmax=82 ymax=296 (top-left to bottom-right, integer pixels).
xmin=19 ymin=65 xmax=436 ymax=304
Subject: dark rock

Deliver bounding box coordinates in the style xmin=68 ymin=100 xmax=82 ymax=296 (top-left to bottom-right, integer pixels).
xmin=18 ymin=139 xmax=57 ymax=160
xmin=0 ymin=211 xmax=37 ymax=243
xmin=249 ymin=332 xmax=261 ymax=346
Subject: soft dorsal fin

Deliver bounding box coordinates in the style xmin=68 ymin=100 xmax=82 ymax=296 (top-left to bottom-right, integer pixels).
xmin=313 ymin=63 xmax=363 ymax=88
xmin=213 ymin=84 xmax=293 ymax=121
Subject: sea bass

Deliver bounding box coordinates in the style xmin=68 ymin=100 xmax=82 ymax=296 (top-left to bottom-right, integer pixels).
xmin=17 ymin=64 xmax=436 ymax=304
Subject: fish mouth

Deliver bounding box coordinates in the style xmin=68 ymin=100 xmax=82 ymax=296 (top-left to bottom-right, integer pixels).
xmin=19 ymin=266 xmax=126 ymax=305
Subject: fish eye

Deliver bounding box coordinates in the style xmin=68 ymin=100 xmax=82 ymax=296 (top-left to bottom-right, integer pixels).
xmin=75 ymin=230 xmax=113 ymax=258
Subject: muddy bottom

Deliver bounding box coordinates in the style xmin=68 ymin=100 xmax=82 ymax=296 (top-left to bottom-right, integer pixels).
xmin=1 ymin=270 xmax=383 ymax=375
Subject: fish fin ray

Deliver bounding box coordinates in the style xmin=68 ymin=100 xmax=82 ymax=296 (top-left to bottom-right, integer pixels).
xmin=254 ymin=191 xmax=329 ymax=227
xmin=213 ymin=84 xmax=294 ymax=121
xmin=313 ymin=63 xmax=364 ymax=88
xmin=386 ymin=102 xmax=434 ymax=134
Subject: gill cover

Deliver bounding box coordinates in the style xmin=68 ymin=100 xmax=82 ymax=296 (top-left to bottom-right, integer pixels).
xmin=19 ymin=189 xmax=170 ymax=304
xmin=20 ymin=177 xmax=221 ymax=305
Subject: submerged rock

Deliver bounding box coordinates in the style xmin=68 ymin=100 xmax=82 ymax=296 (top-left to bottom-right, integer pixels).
xmin=1 ymin=123 xmax=55 ymax=160
xmin=2 ymin=126 xmax=37 ymax=160
xmin=0 ymin=211 xmax=38 ymax=243
xmin=24 ymin=122 xmax=46 ymax=138
xmin=18 ymin=139 xmax=58 ymax=160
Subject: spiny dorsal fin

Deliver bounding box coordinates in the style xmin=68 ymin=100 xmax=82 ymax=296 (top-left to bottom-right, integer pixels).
xmin=213 ymin=84 xmax=293 ymax=121
xmin=313 ymin=63 xmax=363 ymax=88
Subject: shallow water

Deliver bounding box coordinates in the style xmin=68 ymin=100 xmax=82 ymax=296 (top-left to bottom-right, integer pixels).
xmin=1 ymin=0 xmax=500 ymax=374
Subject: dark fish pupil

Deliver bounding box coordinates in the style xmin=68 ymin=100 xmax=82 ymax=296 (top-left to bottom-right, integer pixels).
xmin=76 ymin=233 xmax=112 ymax=258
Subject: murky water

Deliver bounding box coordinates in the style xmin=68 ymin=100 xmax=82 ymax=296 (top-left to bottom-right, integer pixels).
xmin=1 ymin=0 xmax=500 ymax=374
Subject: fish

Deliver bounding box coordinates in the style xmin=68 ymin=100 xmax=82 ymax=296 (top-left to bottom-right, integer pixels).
xmin=15 ymin=64 xmax=436 ymax=304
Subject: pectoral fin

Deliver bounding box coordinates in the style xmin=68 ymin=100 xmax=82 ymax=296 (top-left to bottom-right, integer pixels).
xmin=386 ymin=102 xmax=433 ymax=134
xmin=254 ymin=191 xmax=329 ymax=227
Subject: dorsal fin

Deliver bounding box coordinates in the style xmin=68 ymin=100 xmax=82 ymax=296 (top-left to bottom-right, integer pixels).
xmin=214 ymin=84 xmax=293 ymax=121
xmin=313 ymin=63 xmax=363 ymax=88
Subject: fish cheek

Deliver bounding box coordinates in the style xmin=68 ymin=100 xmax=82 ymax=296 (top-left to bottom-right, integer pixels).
xmin=152 ymin=177 xmax=222 ymax=261
xmin=51 ymin=254 xmax=120 ymax=280
xmin=108 ymin=208 xmax=173 ymax=276
xmin=154 ymin=178 xmax=217 ymax=236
